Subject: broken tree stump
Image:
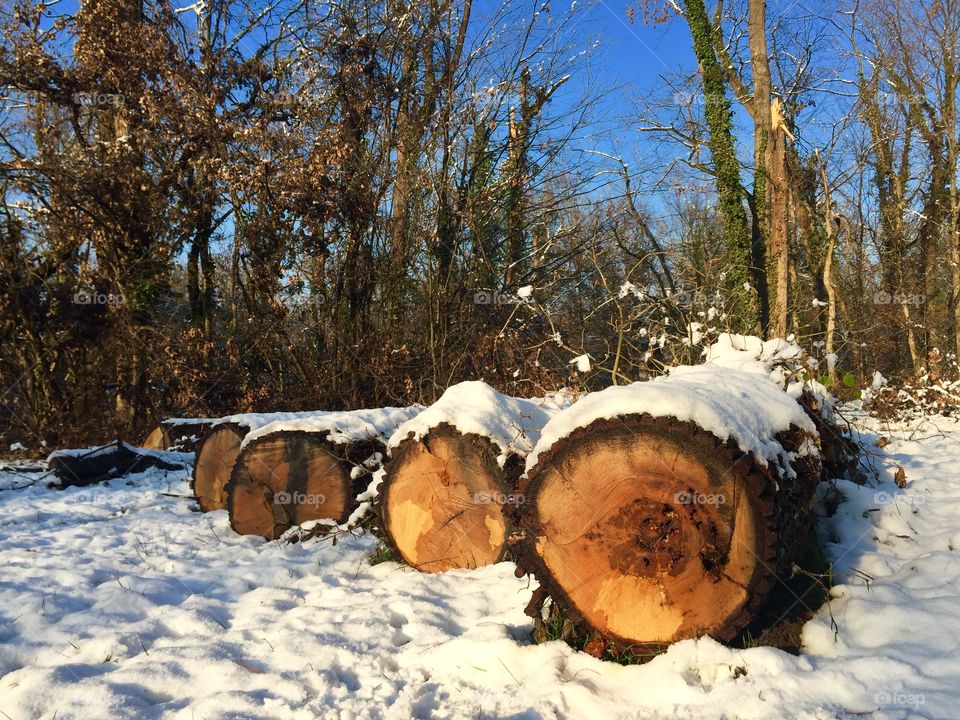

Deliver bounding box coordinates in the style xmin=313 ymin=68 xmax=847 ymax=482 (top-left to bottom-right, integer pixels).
xmin=49 ymin=440 xmax=189 ymax=487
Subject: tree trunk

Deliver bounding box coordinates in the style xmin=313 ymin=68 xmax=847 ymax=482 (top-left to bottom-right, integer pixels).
xmin=818 ymin=153 xmax=839 ymax=386
xmin=748 ymin=0 xmax=774 ymax=333
xmin=951 ymin=145 xmax=960 ymax=359
xmin=511 ymin=412 xmax=821 ymax=656
xmin=948 ymin=42 xmax=960 ymax=360
xmin=379 ymin=423 xmax=522 ymax=572
xmin=767 ymin=99 xmax=791 ymax=337
xmin=746 ymin=0 xmax=790 ymax=337
xmin=683 ymin=0 xmax=759 ymax=329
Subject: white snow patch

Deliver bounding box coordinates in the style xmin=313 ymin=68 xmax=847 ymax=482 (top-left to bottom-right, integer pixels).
xmin=569 ymin=354 xmax=591 ymax=372
xmin=211 ymin=410 xmax=331 ymax=433
xmin=240 ymin=406 xmax=423 ymax=449
xmin=703 ymin=332 xmax=805 ymax=375
xmin=387 ymin=381 xmax=573 ymax=466
xmin=161 ymin=416 xmax=211 ymax=426
xmin=683 ymin=322 xmax=704 ymax=346
xmin=526 ymin=364 xmax=816 ymax=474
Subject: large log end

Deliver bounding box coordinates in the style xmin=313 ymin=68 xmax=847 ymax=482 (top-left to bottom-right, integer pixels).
xmin=513 ymin=415 xmax=787 ymax=653
xmin=380 ymin=424 xmax=517 ymax=572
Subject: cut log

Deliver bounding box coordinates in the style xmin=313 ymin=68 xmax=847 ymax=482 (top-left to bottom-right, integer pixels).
xmin=141 ymin=418 xmax=215 ymax=452
xmin=380 ymin=424 xmax=521 ymax=572
xmin=191 ymin=422 xmax=248 ymax=512
xmin=510 ymin=366 xmax=828 ymax=657
xmin=142 ymin=425 xmax=166 ymax=450
xmin=377 ymin=382 xmax=570 ymax=573
xmin=190 ymin=407 xmax=421 ymax=515
xmin=226 ymin=431 xmax=384 ymax=539
xmin=49 ymin=440 xmax=188 ymax=487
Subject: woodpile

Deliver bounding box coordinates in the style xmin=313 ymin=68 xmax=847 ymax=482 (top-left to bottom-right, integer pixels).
xmin=153 ymin=345 xmax=862 ymax=660
xmin=377 ymin=382 xmax=570 ymax=572
xmin=375 ymin=366 xmax=857 ymax=659
xmin=187 ymin=407 xmax=421 ymax=539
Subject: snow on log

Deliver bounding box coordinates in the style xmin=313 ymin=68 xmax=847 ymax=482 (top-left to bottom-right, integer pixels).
xmin=191 ymin=410 xmax=332 ymax=512
xmin=49 ymin=441 xmax=190 ymax=487
xmin=141 ymin=418 xmax=215 ymax=452
xmin=225 ymin=407 xmax=422 ymax=539
xmin=378 ymin=382 xmax=572 ymax=572
xmin=704 ymin=333 xmax=862 ymax=482
xmin=511 ymin=364 xmax=826 ymax=657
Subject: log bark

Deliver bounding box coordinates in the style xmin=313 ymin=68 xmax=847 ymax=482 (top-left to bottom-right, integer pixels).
xmin=379 ymin=423 xmax=522 ymax=572
xmin=191 ymin=422 xmax=248 ymax=512
xmin=797 ymin=391 xmax=863 ymax=484
xmin=510 ymin=414 xmax=821 ymax=657
xmin=226 ymin=430 xmax=383 ymax=540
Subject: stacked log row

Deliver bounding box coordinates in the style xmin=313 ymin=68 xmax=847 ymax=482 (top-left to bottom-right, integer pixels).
xmin=225 ymin=407 xmax=423 ymax=539
xmin=509 ymin=365 xmax=829 ymax=657
xmin=141 ymin=418 xmax=215 ymax=452
xmin=378 ymin=382 xmax=571 ymax=572
xmin=191 ymin=411 xmax=326 ymax=513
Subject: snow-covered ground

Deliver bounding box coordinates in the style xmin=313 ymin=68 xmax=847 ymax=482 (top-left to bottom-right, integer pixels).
xmin=1 ymin=412 xmax=958 ymax=719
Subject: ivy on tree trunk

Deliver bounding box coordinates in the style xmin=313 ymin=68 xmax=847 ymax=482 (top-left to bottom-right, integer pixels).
xmin=683 ymin=0 xmax=760 ymax=331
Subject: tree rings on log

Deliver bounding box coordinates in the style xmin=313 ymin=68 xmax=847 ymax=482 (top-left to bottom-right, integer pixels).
xmin=142 ymin=426 xmax=166 ymax=450
xmin=379 ymin=423 xmax=521 ymax=573
xmin=142 ymin=419 xmax=214 ymax=452
xmin=511 ymin=414 xmax=804 ymax=655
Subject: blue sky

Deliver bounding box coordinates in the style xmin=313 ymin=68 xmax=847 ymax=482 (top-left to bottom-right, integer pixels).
xmin=582 ymin=1 xmax=696 ymax=87
xmin=550 ymin=0 xmax=860 ymax=211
